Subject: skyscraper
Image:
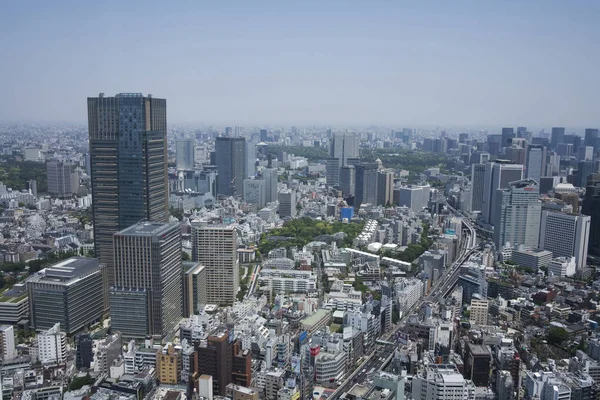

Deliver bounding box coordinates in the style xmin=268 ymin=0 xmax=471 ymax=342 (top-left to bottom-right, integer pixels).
xmin=46 ymin=160 xmax=73 ymax=198
xmin=330 ymin=132 xmax=359 ymax=166
xmin=191 ymin=225 xmax=239 ymax=306
xmin=87 ymin=93 xmax=168 ymax=288
xmin=525 ymin=145 xmax=546 ymax=184
xmin=339 ymin=165 xmax=356 ymax=198
xmin=551 ymin=127 xmax=565 ymax=150
xmin=354 ymin=162 xmax=379 ymax=208
xmin=110 ymin=222 xmax=182 ymax=339
xmin=176 ymin=139 xmax=195 ymax=170
xmin=583 ymin=175 xmax=600 ymax=255
xmin=501 ymin=127 xmax=515 ymax=148
xmin=377 ymin=170 xmax=394 ymax=206
xmin=470 ymin=164 xmax=486 ymax=213
xmin=262 ymin=167 xmax=278 ymax=203
xmin=584 ymin=128 xmax=599 ymax=150
xmin=481 ymin=161 xmax=524 ymax=225
xmin=215 ymin=137 xmax=246 ymax=197
xmin=278 ymin=189 xmax=297 ymax=218
xmin=492 ymin=179 xmax=541 ymax=249
xmin=539 ymin=210 xmax=590 ymax=271
xmin=245 ymin=135 xmax=258 ymax=178
xmin=243 ymin=178 xmax=266 ymax=209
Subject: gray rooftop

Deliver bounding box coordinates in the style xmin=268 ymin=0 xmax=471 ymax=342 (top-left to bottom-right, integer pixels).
xmin=116 ymin=221 xmax=176 ymax=237
xmin=44 ymin=257 xmax=100 ymax=280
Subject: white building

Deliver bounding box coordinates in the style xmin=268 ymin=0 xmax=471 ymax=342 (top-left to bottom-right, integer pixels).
xmin=469 ymin=299 xmax=489 ymax=326
xmin=0 ymin=325 xmax=16 ymax=360
xmin=37 ymin=323 xmax=67 ymax=365
xmin=539 ymin=210 xmax=591 ymax=271
xmin=315 ymin=350 xmax=346 ymax=384
xmin=176 ymin=139 xmax=195 ymax=170
xmin=398 ymin=185 xmax=431 ymax=211
xmin=412 ymin=364 xmax=476 ymax=400
xmin=243 ymin=178 xmax=266 ymax=209
xmin=548 ymin=257 xmax=577 ymax=278
xmin=396 ymin=278 xmax=424 ymax=316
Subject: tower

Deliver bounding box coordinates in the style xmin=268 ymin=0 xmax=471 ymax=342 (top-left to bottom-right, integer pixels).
xmin=176 ymin=139 xmax=195 ymax=170
xmin=110 ymin=222 xmax=182 ymax=339
xmin=87 ymin=93 xmax=168 ymax=291
xmin=215 ymin=137 xmax=246 ymax=197
xmin=525 ymin=144 xmax=546 ymax=184
xmin=481 ymin=161 xmax=524 ymax=225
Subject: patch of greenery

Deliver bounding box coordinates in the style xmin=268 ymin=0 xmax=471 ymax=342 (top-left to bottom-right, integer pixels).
xmin=68 ymin=374 xmax=94 ymax=391
xmin=547 ymin=327 xmax=569 ymax=345
xmin=0 ymin=157 xmax=48 ymax=192
xmin=257 ymin=218 xmax=364 ymax=256
xmin=361 ymin=148 xmax=454 ymax=177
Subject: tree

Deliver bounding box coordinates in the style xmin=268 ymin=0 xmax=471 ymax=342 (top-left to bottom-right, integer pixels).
xmin=547 ymin=327 xmax=569 ymax=345
xmin=182 ymin=251 xmax=191 ymax=261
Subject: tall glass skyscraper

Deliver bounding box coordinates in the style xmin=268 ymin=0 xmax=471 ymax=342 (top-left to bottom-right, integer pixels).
xmin=215 ymin=137 xmax=246 ymax=197
xmin=87 ymin=93 xmax=169 ymax=291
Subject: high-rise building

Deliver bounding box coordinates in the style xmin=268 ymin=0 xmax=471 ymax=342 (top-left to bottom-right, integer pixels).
xmin=243 ymin=178 xmax=266 ymax=209
xmin=492 ymin=179 xmax=541 ymax=249
xmin=46 ymin=160 xmax=73 ymax=198
xmin=501 ymin=127 xmax=515 ymax=148
xmin=539 ymin=210 xmax=590 ymax=271
xmin=585 ymin=128 xmax=599 ymax=150
xmin=215 ymin=137 xmax=246 ymax=197
xmin=464 ymin=343 xmax=491 ymax=387
xmin=354 ymin=162 xmax=379 ymax=208
xmin=76 ymin=333 xmax=93 ymax=369
xmin=579 ymin=146 xmax=594 ymax=162
xmin=278 ymin=189 xmax=297 ymax=218
xmin=330 ymin=133 xmax=359 ymax=166
xmin=27 ymin=257 xmax=105 ymax=334
xmin=191 ymin=225 xmax=239 ymax=306
xmin=339 ymin=165 xmax=355 ymax=198
xmin=325 ymin=158 xmax=341 ymax=187
xmin=262 ymin=168 xmax=278 ymax=203
xmin=245 ymin=136 xmax=258 ymax=178
xmin=398 ymin=185 xmax=431 ymax=211
xmin=525 ymin=145 xmax=546 ymax=184
xmin=157 ymin=344 xmax=181 ymax=384
xmin=487 ymin=134 xmax=503 ymax=156
xmin=470 ymin=164 xmax=486 ymax=213
xmin=551 ymin=127 xmax=565 ymax=150
xmin=377 ymin=171 xmax=394 ymax=206
xmin=482 ymin=161 xmax=524 ymax=225
xmin=196 ymin=329 xmax=233 ymax=396
xmin=583 ymin=175 xmax=600 ymax=255
xmin=182 ymin=262 xmax=207 ymax=317
xmin=260 ymin=129 xmax=268 ymax=142
xmin=0 ymin=325 xmax=16 ymax=361
xmin=110 ymin=222 xmax=182 ymax=339
xmin=87 ymin=93 xmax=169 ymax=289
xmin=517 ymin=126 xmax=527 ymax=138
xmin=176 ymin=139 xmax=195 ymax=170
xmin=577 ymin=160 xmax=597 ymax=188
xmin=469 ymin=299 xmax=489 ymax=326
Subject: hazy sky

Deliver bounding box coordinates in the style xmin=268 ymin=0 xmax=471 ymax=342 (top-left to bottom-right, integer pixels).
xmin=1 ymin=1 xmax=599 ymax=128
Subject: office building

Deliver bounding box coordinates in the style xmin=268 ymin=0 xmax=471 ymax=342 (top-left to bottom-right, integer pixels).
xmin=191 ymin=225 xmax=239 ymax=306
xmin=326 ymin=158 xmax=341 ymax=187
xmin=487 ymin=134 xmax=503 ymax=156
xmin=578 ymin=160 xmax=597 ymax=188
xmin=76 ymin=333 xmax=93 ymax=369
xmin=525 ymin=145 xmax=546 ymax=184
xmin=585 ymin=128 xmax=599 ymax=150
xmin=46 ymin=160 xmax=73 ymax=198
xmin=330 ymin=133 xmax=359 ymax=166
xmin=215 ymin=137 xmax=246 ymax=197
xmin=470 ymin=164 xmax=486 ymax=213
xmin=377 ymin=170 xmax=394 ymax=206
xmin=551 ymin=127 xmax=565 ymax=150
xmin=512 ymin=248 xmax=552 ymax=271
xmin=548 ymin=257 xmax=576 ymax=277
xmin=28 ymin=257 xmax=105 ymax=334
xmin=278 ymin=189 xmax=296 ymax=218
xmin=583 ymin=175 xmax=600 ymax=255
xmin=110 ymin=222 xmax=182 ymax=339
xmin=579 ymin=146 xmax=594 ymax=162
xmin=339 ymin=165 xmax=355 ymax=197
xmin=465 ymin=343 xmax=491 ymax=387
xmin=354 ymin=162 xmax=378 ymax=207
xmin=493 ymin=179 xmax=541 ymax=250
xmin=482 ymin=161 xmax=524 ymax=225
xmin=412 ymin=364 xmax=475 ymax=400
xmin=262 ymin=168 xmax=278 ymax=203
xmin=0 ymin=325 xmax=16 ymax=361
xmin=469 ymin=299 xmax=489 ymax=326
xmin=260 ymin=129 xmax=268 ymax=142
xmin=37 ymin=323 xmax=67 ymax=365
xmin=243 ymin=178 xmax=266 ymax=209
xmin=182 ymin=262 xmax=207 ymax=317
xmin=245 ymin=136 xmax=258 ymax=178
xmin=196 ymin=330 xmax=233 ymax=396
xmin=501 ymin=127 xmax=515 ymax=148
xmin=539 ymin=210 xmax=590 ymax=271
xmin=176 ymin=139 xmax=195 ymax=170
xmin=398 ymin=185 xmax=431 ymax=211
xmin=157 ymin=344 xmax=181 ymax=384
xmin=88 ymin=93 xmax=169 ymax=289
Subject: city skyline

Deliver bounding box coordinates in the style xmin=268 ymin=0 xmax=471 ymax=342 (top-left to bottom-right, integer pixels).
xmin=1 ymin=2 xmax=600 ymax=127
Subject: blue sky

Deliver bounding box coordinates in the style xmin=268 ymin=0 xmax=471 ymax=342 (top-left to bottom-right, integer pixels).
xmin=1 ymin=1 xmax=599 ymax=129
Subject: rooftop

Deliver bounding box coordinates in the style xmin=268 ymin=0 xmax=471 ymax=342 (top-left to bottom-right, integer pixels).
xmin=301 ymin=309 xmax=331 ymax=328
xmin=116 ymin=221 xmax=177 ymax=237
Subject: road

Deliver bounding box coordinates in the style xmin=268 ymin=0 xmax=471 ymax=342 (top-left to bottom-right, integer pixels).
xmin=329 ymin=214 xmax=477 ymax=400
